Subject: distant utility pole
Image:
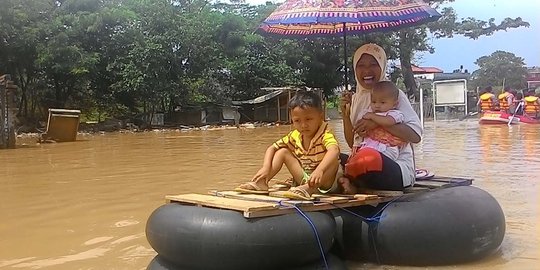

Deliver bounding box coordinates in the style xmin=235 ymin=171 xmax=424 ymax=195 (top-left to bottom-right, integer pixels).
xmin=0 ymin=74 xmax=17 ymax=149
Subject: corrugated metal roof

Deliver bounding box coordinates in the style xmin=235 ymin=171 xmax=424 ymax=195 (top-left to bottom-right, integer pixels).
xmin=232 ymin=90 xmax=283 ymax=105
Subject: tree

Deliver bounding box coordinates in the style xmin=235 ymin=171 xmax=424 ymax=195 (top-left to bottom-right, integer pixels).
xmin=395 ymin=0 xmax=530 ymax=95
xmin=469 ymin=51 xmax=527 ymax=92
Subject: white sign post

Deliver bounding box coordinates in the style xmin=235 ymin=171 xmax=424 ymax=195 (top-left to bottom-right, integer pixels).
xmin=432 ymin=79 xmax=468 ymax=121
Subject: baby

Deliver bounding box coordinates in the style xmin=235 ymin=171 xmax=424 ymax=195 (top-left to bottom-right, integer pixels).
xmin=344 ymin=81 xmax=406 ymax=180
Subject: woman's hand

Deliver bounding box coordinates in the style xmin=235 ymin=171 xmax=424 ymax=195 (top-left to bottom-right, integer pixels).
xmin=340 ymin=91 xmax=352 ymax=116
xmin=353 ymin=119 xmax=377 ymax=136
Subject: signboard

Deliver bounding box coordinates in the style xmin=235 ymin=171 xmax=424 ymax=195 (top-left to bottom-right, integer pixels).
xmin=432 ymin=79 xmax=468 ymax=121
xmin=434 ymin=80 xmax=466 ymax=105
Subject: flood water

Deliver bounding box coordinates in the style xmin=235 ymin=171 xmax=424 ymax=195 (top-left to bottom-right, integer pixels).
xmin=0 ymin=120 xmax=539 ymax=270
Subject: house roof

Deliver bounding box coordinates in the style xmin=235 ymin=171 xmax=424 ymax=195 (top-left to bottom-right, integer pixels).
xmin=433 ymin=73 xmax=470 ymax=81
xmin=411 ymin=65 xmax=443 ymax=74
xmin=232 ymin=90 xmax=283 ymax=105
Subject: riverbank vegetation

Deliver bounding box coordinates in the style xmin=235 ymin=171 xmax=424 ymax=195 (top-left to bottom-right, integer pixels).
xmin=0 ymin=0 xmax=529 ymax=127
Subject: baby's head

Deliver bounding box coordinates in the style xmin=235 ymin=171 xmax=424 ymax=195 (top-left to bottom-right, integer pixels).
xmin=371 ymin=81 xmax=399 ymax=113
xmin=288 ymin=91 xmax=324 ymax=137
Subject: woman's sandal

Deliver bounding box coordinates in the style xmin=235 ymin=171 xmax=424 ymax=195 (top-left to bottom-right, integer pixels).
xmin=234 ymin=182 xmax=269 ymax=195
xmin=415 ymin=169 xmax=435 ymax=180
xmin=282 ymin=186 xmax=313 ymax=201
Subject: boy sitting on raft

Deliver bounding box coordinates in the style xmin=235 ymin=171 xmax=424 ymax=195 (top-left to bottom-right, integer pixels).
xmin=235 ymin=91 xmax=340 ymax=200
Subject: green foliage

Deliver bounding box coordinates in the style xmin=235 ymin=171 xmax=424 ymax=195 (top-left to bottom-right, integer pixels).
xmin=0 ymin=0 xmax=532 ymax=124
xmin=469 ymin=51 xmax=528 ymax=91
xmin=395 ymin=0 xmax=530 ymax=95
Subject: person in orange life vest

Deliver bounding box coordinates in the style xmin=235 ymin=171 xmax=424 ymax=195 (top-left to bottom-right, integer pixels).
xmin=523 ymin=91 xmax=540 ymax=118
xmin=478 ymin=86 xmax=499 ymax=112
xmin=498 ymin=87 xmax=515 ymax=114
xmin=513 ymin=92 xmax=524 ymax=115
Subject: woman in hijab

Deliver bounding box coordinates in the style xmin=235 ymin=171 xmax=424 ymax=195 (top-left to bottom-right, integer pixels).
xmin=339 ymin=43 xmax=423 ymax=193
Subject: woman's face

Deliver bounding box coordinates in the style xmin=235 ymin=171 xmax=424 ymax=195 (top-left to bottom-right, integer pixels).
xmin=355 ymin=54 xmax=382 ymax=89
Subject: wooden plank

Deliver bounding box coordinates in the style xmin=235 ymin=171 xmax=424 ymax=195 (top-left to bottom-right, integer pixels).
xmin=268 ymin=191 xmax=354 ymax=204
xmin=167 ymin=192 xmax=395 ymax=218
xmin=209 ymin=190 xmax=314 ymax=206
xmin=244 ymin=197 xmax=393 ymax=218
xmin=166 ymin=194 xmax=277 ymax=212
xmin=356 ymin=189 xmax=404 ymax=197
xmin=353 ymin=194 xmax=380 ymax=200
xmin=417 ymin=176 xmax=473 ymax=185
xmin=312 ymin=194 xmax=352 ymax=204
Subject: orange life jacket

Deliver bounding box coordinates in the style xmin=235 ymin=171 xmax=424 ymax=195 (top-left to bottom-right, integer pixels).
xmin=524 ymin=96 xmax=540 ymax=115
xmin=498 ymin=92 xmax=512 ymax=111
xmin=479 ymin=93 xmax=496 ymax=112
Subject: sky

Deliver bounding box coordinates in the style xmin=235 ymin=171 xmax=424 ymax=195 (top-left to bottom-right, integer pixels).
xmin=243 ymin=0 xmax=539 ymax=73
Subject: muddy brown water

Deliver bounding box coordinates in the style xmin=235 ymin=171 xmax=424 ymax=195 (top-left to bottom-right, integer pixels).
xmin=0 ymin=120 xmax=538 ymax=269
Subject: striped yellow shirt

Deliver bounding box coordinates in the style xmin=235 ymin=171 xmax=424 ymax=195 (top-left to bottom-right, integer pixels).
xmin=273 ymin=122 xmax=339 ymax=173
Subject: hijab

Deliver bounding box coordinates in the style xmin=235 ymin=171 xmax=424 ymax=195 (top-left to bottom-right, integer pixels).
xmin=350 ymin=43 xmax=388 ymax=125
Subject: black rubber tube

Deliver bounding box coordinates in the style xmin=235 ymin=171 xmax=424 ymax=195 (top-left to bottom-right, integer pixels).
xmin=332 ymin=186 xmax=505 ymax=265
xmin=147 ymin=254 xmax=349 ymax=270
xmin=146 ymin=204 xmax=336 ymax=270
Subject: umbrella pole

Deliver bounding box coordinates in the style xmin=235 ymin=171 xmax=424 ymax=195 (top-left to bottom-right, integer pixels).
xmin=342 ymin=22 xmax=348 ymax=91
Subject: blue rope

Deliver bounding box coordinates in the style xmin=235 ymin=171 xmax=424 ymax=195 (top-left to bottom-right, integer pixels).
xmin=331 ymin=195 xmax=404 ymax=224
xmin=331 ymin=195 xmax=404 ymax=264
xmin=212 ymin=192 xmax=329 ymax=269
xmin=280 ymin=201 xmax=329 ymax=270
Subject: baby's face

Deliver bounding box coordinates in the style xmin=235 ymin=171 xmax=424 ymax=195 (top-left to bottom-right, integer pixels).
xmin=371 ymin=90 xmax=398 ymax=113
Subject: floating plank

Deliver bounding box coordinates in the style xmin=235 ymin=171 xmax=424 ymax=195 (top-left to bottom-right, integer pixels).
xmin=356 ymin=189 xmax=404 ymax=197
xmin=312 ymin=194 xmax=353 ymax=204
xmin=414 ymin=176 xmax=473 ymax=189
xmin=167 ymin=192 xmax=393 ymax=218
xmin=268 ymin=191 xmax=354 ymax=204
xmin=353 ymin=194 xmax=380 ymax=200
xmin=166 ymin=194 xmax=277 ymax=213
xmin=209 ymin=190 xmax=314 ymax=206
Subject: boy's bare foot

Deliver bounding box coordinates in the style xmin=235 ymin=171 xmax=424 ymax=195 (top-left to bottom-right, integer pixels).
xmin=338 ymin=177 xmax=357 ymax=195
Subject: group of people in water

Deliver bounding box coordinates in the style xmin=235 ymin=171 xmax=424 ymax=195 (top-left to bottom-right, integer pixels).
xmin=235 ymin=43 xmax=423 ymax=200
xmin=478 ymin=85 xmax=540 ymax=117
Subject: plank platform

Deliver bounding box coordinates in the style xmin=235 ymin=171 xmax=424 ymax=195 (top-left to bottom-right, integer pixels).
xmin=414 ymin=176 xmax=472 ymax=189
xmin=165 ymin=176 xmax=473 ymax=218
xmin=166 ymin=191 xmax=390 ymax=218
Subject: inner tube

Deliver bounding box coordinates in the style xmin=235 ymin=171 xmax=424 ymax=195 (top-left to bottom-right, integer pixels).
xmin=146 ymin=203 xmax=336 ymax=270
xmin=147 ymin=254 xmax=349 ymax=270
xmin=332 ymin=186 xmax=505 ymax=265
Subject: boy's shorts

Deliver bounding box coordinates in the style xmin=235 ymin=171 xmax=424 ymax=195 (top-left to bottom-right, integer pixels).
xmin=301 ymin=166 xmax=342 ymax=194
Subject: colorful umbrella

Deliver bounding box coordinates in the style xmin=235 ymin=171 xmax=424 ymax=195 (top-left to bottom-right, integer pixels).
xmin=258 ymin=0 xmax=442 ymax=88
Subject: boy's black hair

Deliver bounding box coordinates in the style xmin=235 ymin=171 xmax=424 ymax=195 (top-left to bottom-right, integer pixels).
xmin=373 ymin=81 xmax=399 ymax=100
xmin=288 ymin=91 xmax=323 ymax=111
